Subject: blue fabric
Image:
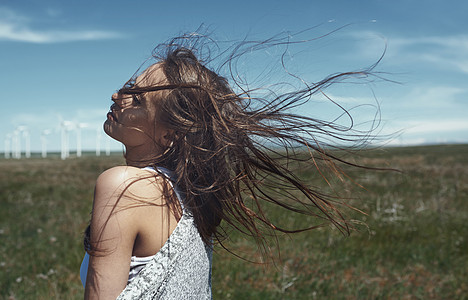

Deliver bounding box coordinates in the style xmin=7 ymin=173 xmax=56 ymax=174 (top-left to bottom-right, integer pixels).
xmin=80 ymin=252 xmax=89 ymax=287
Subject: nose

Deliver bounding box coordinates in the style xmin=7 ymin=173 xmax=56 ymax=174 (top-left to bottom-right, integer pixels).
xmin=111 ymin=92 xmax=119 ymax=101
xmin=111 ymin=93 xmax=122 ymax=110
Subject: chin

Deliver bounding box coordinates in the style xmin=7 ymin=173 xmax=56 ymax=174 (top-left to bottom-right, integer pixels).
xmin=103 ymin=121 xmax=118 ymax=141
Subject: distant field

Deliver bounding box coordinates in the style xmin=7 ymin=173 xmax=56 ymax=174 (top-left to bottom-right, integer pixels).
xmin=1 ymin=145 xmax=467 ymax=299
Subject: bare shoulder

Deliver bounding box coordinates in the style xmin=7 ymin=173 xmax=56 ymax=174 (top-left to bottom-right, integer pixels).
xmin=96 ymin=165 xmax=161 ymax=187
xmin=94 ymin=166 xmax=166 ymax=207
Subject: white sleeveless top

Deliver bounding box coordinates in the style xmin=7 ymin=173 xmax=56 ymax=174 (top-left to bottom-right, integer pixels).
xmin=80 ymin=167 xmax=213 ymax=299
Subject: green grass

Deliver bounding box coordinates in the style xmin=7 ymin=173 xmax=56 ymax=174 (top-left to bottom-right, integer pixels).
xmin=1 ymin=145 xmax=467 ymax=299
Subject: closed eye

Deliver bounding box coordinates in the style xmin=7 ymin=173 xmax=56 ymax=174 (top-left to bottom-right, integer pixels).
xmin=132 ymin=94 xmax=143 ymax=105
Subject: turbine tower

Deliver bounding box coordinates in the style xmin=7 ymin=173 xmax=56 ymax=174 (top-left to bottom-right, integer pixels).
xmin=76 ymin=123 xmax=87 ymax=158
xmin=23 ymin=128 xmax=31 ymax=158
xmin=61 ymin=121 xmax=73 ymax=160
xmin=13 ymin=130 xmax=19 ymax=159
xmin=105 ymin=136 xmax=110 ymax=156
xmin=96 ymin=128 xmax=101 ymax=156
xmin=15 ymin=126 xmax=27 ymax=159
xmin=41 ymin=130 xmax=51 ymax=158
xmin=4 ymin=134 xmax=11 ymax=159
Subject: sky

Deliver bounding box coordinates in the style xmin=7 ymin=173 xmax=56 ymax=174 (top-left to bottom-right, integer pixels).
xmin=1 ymin=0 xmax=467 ymax=155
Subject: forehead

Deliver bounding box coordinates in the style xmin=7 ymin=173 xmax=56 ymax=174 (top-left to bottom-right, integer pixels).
xmin=135 ymin=63 xmax=167 ymax=87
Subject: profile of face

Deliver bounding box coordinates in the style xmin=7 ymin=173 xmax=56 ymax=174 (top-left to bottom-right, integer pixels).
xmin=103 ymin=64 xmax=171 ymax=153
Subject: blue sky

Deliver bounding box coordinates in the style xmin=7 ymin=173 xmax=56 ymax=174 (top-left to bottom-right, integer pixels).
xmin=1 ymin=0 xmax=467 ymax=153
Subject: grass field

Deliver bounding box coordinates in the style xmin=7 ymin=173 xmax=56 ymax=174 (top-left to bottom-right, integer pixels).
xmin=1 ymin=145 xmax=467 ymax=299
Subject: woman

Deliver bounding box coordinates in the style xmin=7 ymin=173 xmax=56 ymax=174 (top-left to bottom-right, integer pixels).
xmin=81 ymin=33 xmax=381 ymax=299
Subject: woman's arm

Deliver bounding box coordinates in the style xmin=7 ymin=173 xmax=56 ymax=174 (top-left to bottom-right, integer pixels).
xmin=84 ymin=166 xmax=165 ymax=299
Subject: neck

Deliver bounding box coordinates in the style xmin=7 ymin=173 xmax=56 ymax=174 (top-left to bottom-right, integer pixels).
xmin=124 ymin=143 xmax=161 ymax=168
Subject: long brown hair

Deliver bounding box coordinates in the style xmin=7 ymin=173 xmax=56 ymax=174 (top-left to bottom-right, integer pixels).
xmin=89 ymin=30 xmax=385 ymax=258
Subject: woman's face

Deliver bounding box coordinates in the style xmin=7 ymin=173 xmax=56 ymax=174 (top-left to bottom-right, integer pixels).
xmin=103 ymin=65 xmax=169 ymax=149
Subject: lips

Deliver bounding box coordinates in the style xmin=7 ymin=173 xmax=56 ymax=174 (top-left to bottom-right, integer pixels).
xmin=107 ymin=111 xmax=116 ymax=122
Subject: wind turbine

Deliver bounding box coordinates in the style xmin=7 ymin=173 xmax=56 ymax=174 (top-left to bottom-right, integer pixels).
xmin=105 ymin=136 xmax=111 ymax=156
xmin=4 ymin=134 xmax=11 ymax=159
xmin=76 ymin=123 xmax=88 ymax=158
xmin=41 ymin=130 xmax=51 ymax=158
xmin=23 ymin=128 xmax=31 ymax=158
xmin=60 ymin=121 xmax=73 ymax=160
xmin=12 ymin=130 xmax=19 ymax=159
xmin=15 ymin=126 xmax=27 ymax=159
xmin=96 ymin=128 xmax=101 ymax=156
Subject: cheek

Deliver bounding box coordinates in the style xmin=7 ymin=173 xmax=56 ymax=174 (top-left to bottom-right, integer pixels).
xmin=122 ymin=109 xmax=151 ymax=128
xmin=105 ymin=120 xmax=152 ymax=147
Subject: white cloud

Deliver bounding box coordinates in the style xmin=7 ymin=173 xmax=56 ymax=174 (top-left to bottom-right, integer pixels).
xmin=45 ymin=8 xmax=61 ymax=18
xmin=381 ymin=118 xmax=468 ymax=146
xmin=418 ymin=52 xmax=468 ymax=74
xmin=384 ymin=137 xmax=428 ymax=146
xmin=0 ymin=7 xmax=122 ymax=43
xmin=402 ymin=119 xmax=468 ymax=134
xmin=346 ymin=30 xmax=468 ymax=74
xmin=391 ymin=35 xmax=468 ymax=74
xmin=401 ymin=85 xmax=467 ymax=108
xmin=378 ymin=84 xmax=468 ymax=135
xmin=360 ymin=32 xmax=468 ymax=74
xmin=391 ymin=35 xmax=468 ymax=52
xmin=343 ymin=30 xmax=389 ymax=60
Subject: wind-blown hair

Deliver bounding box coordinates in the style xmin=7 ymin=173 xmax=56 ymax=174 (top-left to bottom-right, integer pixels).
xmin=92 ymin=31 xmax=384 ymax=259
